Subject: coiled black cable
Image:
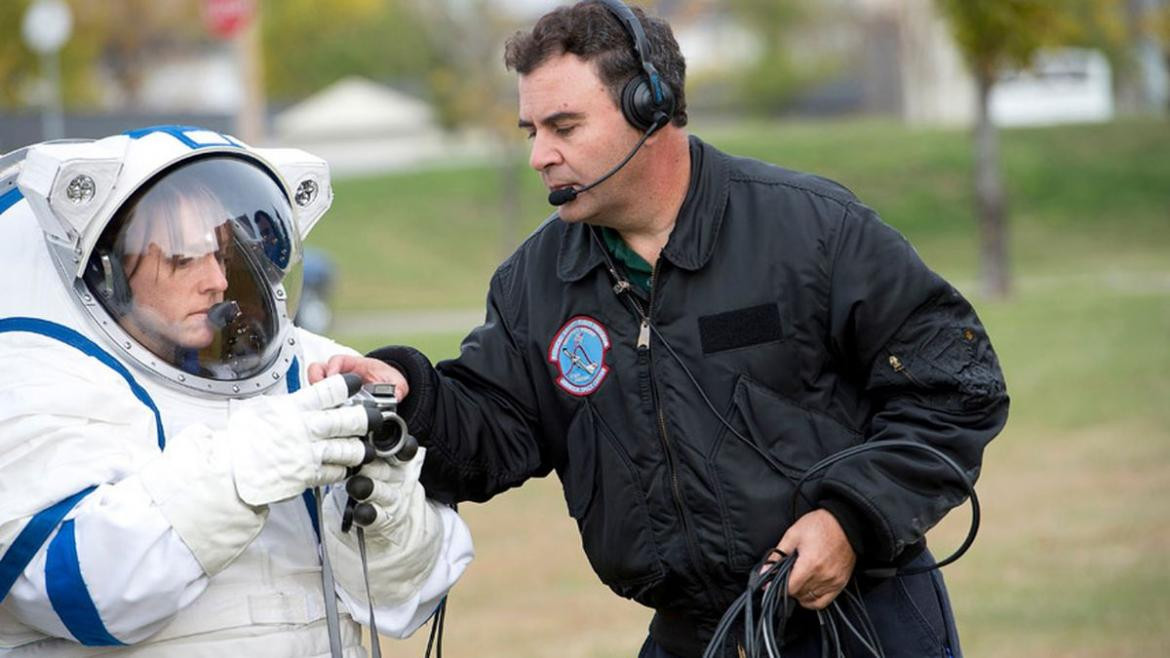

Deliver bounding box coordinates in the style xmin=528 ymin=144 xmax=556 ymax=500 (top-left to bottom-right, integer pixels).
xmin=702 ymin=549 xmax=889 ymax=658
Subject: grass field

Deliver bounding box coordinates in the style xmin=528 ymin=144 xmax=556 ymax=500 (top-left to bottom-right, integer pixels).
xmin=311 ymin=118 xmax=1170 ymax=656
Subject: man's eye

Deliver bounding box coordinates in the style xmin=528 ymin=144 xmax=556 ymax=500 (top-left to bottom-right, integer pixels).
xmin=175 ymin=256 xmax=194 ymax=267
xmin=555 ymin=125 xmax=575 ymax=136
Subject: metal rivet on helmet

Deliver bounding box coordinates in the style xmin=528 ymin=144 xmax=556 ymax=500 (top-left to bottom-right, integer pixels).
xmin=294 ymin=179 xmax=318 ymax=207
xmin=65 ymin=174 xmax=96 ymax=205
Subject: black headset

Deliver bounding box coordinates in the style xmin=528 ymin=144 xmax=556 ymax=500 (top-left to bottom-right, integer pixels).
xmin=84 ymin=247 xmax=133 ymax=317
xmin=597 ymin=0 xmax=677 ymax=133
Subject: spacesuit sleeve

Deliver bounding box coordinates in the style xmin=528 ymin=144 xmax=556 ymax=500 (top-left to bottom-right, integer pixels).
xmin=0 ymin=333 xmax=211 ymax=648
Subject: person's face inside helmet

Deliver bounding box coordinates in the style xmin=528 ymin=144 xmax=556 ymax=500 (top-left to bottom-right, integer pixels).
xmin=121 ymin=197 xmax=232 ymax=356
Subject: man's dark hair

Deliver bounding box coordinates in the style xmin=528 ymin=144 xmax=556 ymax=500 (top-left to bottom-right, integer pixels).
xmin=503 ymin=1 xmax=688 ymax=127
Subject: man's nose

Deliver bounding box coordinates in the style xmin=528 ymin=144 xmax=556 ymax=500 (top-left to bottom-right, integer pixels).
xmin=528 ymin=132 xmax=563 ymax=172
xmin=199 ymin=253 xmax=229 ymax=293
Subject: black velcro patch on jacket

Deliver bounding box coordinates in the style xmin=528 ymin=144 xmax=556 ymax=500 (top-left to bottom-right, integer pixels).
xmin=698 ymin=303 xmax=783 ymax=354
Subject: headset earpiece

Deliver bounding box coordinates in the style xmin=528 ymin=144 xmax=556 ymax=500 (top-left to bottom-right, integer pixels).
xmin=599 ymin=0 xmax=676 ymax=133
xmin=620 ymin=74 xmax=675 ymax=133
xmin=83 ymin=248 xmax=133 ymax=316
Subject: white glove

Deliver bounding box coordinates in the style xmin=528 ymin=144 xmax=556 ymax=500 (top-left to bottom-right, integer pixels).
xmin=323 ymin=448 xmax=443 ymax=605
xmin=228 ymin=374 xmax=372 ymax=506
xmin=140 ymin=374 xmax=372 ymax=575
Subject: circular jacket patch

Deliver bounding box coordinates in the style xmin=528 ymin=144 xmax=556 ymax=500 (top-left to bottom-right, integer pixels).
xmin=547 ymin=315 xmax=611 ymax=396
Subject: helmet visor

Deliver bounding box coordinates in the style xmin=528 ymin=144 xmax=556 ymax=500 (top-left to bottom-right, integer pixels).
xmin=85 ymin=155 xmax=301 ymax=381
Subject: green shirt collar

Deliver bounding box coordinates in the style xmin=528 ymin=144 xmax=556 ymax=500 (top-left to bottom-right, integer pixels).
xmin=600 ymin=226 xmax=653 ymax=295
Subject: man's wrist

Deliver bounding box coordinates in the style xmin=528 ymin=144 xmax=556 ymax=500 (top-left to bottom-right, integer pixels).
xmin=366 ymin=345 xmax=438 ymax=440
xmin=818 ymin=498 xmax=872 ymax=559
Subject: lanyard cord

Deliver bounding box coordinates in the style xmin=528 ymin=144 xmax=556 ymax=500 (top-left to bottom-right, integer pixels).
xmin=356 ymin=527 xmax=383 ymax=658
xmin=316 ymin=487 xmax=346 ymax=657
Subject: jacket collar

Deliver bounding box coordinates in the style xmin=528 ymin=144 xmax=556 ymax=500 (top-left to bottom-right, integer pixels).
xmin=557 ymin=135 xmax=730 ymax=282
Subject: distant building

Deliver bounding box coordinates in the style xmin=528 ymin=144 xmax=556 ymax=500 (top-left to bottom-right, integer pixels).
xmin=270 ymin=76 xmax=487 ymax=177
xmin=857 ymin=0 xmax=1114 ymax=126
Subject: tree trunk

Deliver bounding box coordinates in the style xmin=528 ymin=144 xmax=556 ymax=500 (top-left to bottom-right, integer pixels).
xmin=973 ymin=72 xmax=1011 ymax=299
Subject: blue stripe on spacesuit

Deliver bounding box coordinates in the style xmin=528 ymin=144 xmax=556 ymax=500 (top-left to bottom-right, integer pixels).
xmin=124 ymin=125 xmax=239 ymax=150
xmin=0 ymin=188 xmax=23 ymax=215
xmin=287 ymin=357 xmax=324 ymax=538
xmin=0 ymin=317 xmax=165 ymax=450
xmin=0 ymin=487 xmax=95 ymax=601
xmin=286 ymin=356 xmax=302 ymax=394
xmin=46 ymin=520 xmax=125 ymax=646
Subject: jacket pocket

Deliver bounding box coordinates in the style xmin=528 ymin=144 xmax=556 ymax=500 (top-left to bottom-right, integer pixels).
xmin=708 ymin=376 xmax=862 ymax=572
xmin=561 ymin=402 xmax=665 ymax=600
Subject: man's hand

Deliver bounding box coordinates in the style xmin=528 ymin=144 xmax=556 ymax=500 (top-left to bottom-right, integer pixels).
xmin=775 ymin=509 xmax=856 ymax=610
xmin=307 ymin=354 xmax=409 ymax=401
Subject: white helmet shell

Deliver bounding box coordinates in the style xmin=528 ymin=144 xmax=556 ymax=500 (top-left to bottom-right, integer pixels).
xmin=9 ymin=126 xmax=335 ymax=398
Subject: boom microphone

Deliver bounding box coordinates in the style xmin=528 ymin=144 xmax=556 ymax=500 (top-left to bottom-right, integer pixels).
xmin=207 ymin=300 xmax=241 ymax=329
xmin=547 ymin=116 xmax=666 ymax=207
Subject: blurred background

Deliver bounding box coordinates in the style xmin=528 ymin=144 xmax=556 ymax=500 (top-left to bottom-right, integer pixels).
xmin=3 ymin=0 xmax=1168 ymax=655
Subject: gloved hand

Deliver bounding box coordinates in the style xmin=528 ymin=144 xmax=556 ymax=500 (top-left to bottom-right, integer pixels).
xmin=227 ymin=373 xmax=372 ymax=506
xmin=323 ymin=448 xmax=443 ymax=605
xmin=140 ymin=374 xmax=372 ymax=575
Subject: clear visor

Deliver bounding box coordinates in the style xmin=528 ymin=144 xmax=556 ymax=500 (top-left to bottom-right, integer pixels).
xmin=84 ymin=155 xmax=302 ymax=381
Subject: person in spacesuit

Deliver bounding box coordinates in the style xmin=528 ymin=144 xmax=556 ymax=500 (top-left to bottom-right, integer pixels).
xmin=0 ymin=126 xmax=473 ymax=656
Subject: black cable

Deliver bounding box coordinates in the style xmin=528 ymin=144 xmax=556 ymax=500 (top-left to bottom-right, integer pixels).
xmin=789 ymin=439 xmax=980 ymax=575
xmin=703 ymin=550 xmax=886 ymax=658
xmin=641 ymin=310 xmax=819 ymax=513
xmin=648 ymin=314 xmax=981 ymax=654
xmin=423 ymin=595 xmax=446 ymax=658
xmin=647 ymin=318 xmax=981 ymax=575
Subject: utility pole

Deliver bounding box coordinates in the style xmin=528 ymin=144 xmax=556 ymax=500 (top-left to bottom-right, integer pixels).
xmin=204 ymin=0 xmax=265 ymax=144
xmin=21 ymin=0 xmax=73 ymax=141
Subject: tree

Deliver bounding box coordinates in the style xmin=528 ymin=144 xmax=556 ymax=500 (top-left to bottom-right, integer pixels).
xmin=0 ymin=0 xmax=195 ymax=110
xmin=724 ymin=0 xmax=834 ymax=116
xmin=413 ymin=0 xmax=528 ymax=256
xmin=1151 ymin=1 xmax=1170 ymax=105
xmin=936 ymin=0 xmax=1126 ymax=298
xmin=260 ymin=0 xmax=437 ymax=103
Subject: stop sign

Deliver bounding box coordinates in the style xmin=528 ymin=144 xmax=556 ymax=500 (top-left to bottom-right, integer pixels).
xmin=203 ymin=0 xmax=254 ymax=39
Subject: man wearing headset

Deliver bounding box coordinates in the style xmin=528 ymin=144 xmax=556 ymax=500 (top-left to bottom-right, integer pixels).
xmin=324 ymin=1 xmax=1008 ymax=655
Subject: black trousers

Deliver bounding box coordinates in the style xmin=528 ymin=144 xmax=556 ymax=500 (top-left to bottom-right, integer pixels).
xmin=639 ymin=551 xmax=962 ymax=658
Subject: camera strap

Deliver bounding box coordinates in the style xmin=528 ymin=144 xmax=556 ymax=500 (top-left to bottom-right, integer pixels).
xmin=315 ymin=489 xmax=383 ymax=658
xmin=356 ymin=527 xmax=383 ymax=658
xmin=315 ymin=487 xmax=346 ymax=657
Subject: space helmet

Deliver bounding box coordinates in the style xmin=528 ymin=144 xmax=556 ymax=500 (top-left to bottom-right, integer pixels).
xmin=14 ymin=126 xmax=334 ymax=397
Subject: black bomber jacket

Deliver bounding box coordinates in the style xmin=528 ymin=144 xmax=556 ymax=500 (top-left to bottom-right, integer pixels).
xmin=375 ymin=136 xmax=1009 ymax=653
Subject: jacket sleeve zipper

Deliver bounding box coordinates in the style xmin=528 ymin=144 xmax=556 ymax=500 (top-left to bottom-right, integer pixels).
xmin=888 ymin=353 xmax=925 ymax=387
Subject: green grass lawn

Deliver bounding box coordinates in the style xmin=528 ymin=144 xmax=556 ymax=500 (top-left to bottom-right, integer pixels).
xmin=310 ymin=117 xmax=1170 ymax=311
xmin=316 ymin=118 xmax=1170 ymax=657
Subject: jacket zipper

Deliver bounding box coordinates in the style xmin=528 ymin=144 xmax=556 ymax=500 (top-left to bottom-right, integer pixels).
xmin=631 ymin=261 xmax=721 ymax=609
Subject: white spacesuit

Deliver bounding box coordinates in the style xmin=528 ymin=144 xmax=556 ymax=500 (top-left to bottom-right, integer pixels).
xmin=0 ymin=126 xmax=473 ymax=656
